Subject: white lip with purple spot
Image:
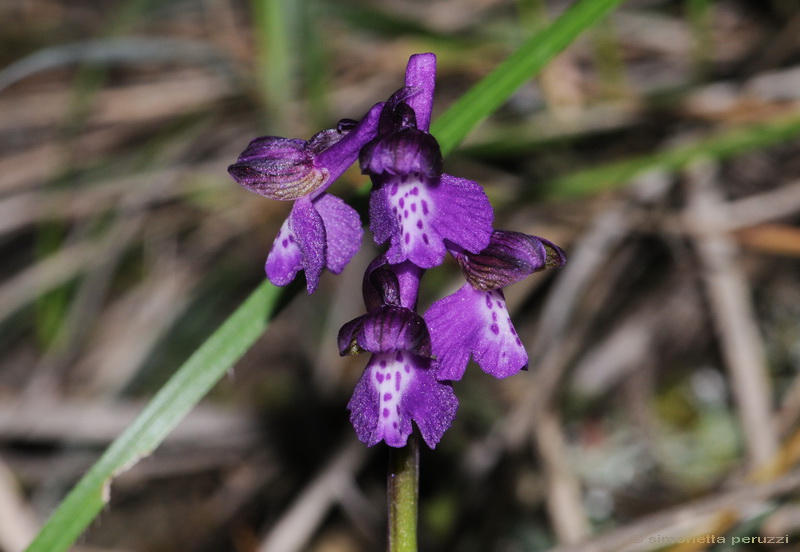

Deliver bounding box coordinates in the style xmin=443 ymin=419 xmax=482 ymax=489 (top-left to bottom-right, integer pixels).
xmin=388 ymin=176 xmax=435 ymax=260
xmin=369 ymin=351 xmax=414 ymax=446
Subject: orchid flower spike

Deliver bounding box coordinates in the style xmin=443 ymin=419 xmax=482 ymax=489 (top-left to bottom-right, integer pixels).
xmin=231 ymin=52 xmax=567 ymax=449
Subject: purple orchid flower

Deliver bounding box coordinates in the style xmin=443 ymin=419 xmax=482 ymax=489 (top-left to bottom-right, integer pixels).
xmin=361 ymin=53 xmax=493 ymax=269
xmin=425 ymin=231 xmax=566 ymax=381
xmin=340 ymin=257 xmax=457 ymax=448
xmin=228 ymin=105 xmax=382 ymax=293
xmin=231 ymin=52 xmax=567 ymax=450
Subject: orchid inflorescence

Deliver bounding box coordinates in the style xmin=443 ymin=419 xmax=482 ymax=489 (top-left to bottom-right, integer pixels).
xmin=228 ymin=53 xmax=565 ymax=449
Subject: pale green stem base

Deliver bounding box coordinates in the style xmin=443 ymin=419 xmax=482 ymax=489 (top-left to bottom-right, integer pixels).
xmin=388 ymin=433 xmax=419 ymax=552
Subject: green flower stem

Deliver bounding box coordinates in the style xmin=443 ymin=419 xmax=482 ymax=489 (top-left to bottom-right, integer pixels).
xmin=388 ymin=433 xmax=420 ymax=552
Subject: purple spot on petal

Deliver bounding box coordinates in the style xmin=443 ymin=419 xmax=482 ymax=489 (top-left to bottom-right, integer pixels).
xmin=516 ymin=337 xmax=523 ymax=347
xmin=399 ymin=198 xmax=405 ymax=208
xmin=384 ymin=393 xmax=393 ymax=401
xmin=490 ymin=324 xmax=500 ymax=335
xmin=376 ymin=373 xmax=384 ymax=383
xmin=416 ymin=220 xmax=423 ymax=229
xmin=396 ymin=352 xmax=404 ymax=362
xmin=485 ymin=295 xmax=493 ymax=309
xmin=395 ymin=372 xmax=401 ymax=391
xmin=497 ymin=301 xmax=503 ymax=308
xmin=411 ymin=203 xmax=417 ymax=212
xmin=510 ymin=325 xmax=517 ymax=336
xmin=421 ymin=200 xmax=429 ymax=214
xmin=393 ymin=422 xmax=398 ymax=428
xmin=404 ymin=210 xmax=409 ymax=218
xmin=404 ymin=232 xmax=410 ymax=244
xmin=383 ymin=408 xmax=390 ymax=418
xmin=386 ymin=372 xmax=391 ymax=380
xmin=422 ymin=234 xmax=429 ymax=244
xmin=390 ymin=183 xmax=398 ymax=196
xmin=380 ymin=360 xmax=387 ymax=368
xmin=282 ymin=239 xmax=289 ymax=248
xmin=492 ymin=312 xmax=498 ymax=322
xmin=411 ymin=187 xmax=419 ymax=196
xmin=404 ymin=364 xmax=411 ymax=373
xmin=288 ymin=235 xmax=295 ymax=243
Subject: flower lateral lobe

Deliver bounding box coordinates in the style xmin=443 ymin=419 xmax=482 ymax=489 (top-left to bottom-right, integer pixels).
xmin=264 ymin=193 xmax=363 ymax=293
xmin=347 ymin=351 xmax=457 ymax=448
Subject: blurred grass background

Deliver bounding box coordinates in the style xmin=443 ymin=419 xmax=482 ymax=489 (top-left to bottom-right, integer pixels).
xmin=2 ymin=0 xmax=800 ymax=551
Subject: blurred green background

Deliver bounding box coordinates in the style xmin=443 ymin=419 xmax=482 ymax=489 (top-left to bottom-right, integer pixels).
xmin=2 ymin=0 xmax=800 ymax=551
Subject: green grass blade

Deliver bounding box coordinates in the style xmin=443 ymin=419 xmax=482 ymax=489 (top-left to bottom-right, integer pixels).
xmin=25 ymin=2 xmax=630 ymax=550
xmin=431 ymin=0 xmax=627 ymax=156
xmin=252 ymin=0 xmax=294 ymax=131
xmin=25 ymin=280 xmax=281 ymax=552
xmin=542 ymin=113 xmax=800 ymax=199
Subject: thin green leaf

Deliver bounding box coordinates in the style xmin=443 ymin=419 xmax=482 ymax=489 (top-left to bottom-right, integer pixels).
xmin=432 ymin=0 xmax=627 ymax=155
xmin=542 ymin=113 xmax=800 ymax=199
xmin=25 ymin=280 xmax=281 ymax=552
xmin=252 ymin=0 xmax=295 ymax=131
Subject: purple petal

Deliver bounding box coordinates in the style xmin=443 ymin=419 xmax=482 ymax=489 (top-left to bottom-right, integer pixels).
xmin=369 ymin=173 xmax=492 ymax=268
xmin=361 ymin=257 xmax=424 ymax=313
xmin=313 ymin=193 xmax=363 ymax=274
xmin=337 ymin=307 xmax=431 ymax=357
xmin=313 ymin=102 xmax=383 ymax=189
xmin=432 ymin=174 xmax=493 ymax=254
xmin=289 ymin=197 xmax=326 ymax=293
xmin=404 ymin=53 xmax=436 ymax=132
xmin=362 ymin=255 xmax=402 ymax=312
xmin=359 ymin=128 xmax=442 ymax=178
xmin=265 ymin=216 xmax=302 ymax=286
xmin=368 ymin=183 xmax=398 ymax=253
xmin=391 ymin=261 xmax=424 ymax=310
xmin=228 ymin=136 xmax=328 ymax=201
xmin=378 ymin=91 xmax=419 ymax=136
xmin=369 ymin=176 xmax=445 ymax=268
xmin=456 ymin=230 xmax=567 ymax=290
xmin=425 ymin=283 xmax=527 ymax=380
xmin=347 ymin=351 xmax=457 ymax=448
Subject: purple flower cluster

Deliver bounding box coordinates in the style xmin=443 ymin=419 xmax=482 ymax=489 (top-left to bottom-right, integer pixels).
xmin=228 ymin=53 xmax=565 ymax=448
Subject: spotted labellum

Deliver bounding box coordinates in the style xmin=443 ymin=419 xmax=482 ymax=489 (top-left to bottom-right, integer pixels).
xmin=228 ymin=53 xmax=566 ymax=448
